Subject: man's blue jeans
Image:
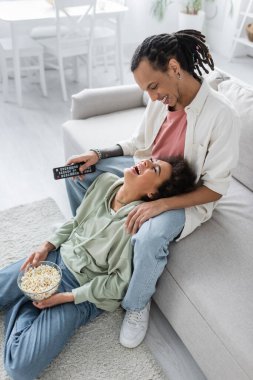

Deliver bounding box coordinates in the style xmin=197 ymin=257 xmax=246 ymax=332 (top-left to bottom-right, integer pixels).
xmin=66 ymin=156 xmax=185 ymax=311
xmin=1 ymin=250 xmax=102 ymax=380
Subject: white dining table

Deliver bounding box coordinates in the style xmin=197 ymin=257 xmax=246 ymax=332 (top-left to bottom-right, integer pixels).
xmin=0 ymin=0 xmax=128 ymax=106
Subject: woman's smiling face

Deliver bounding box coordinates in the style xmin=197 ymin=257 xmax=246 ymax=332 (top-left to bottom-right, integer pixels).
xmin=124 ymin=158 xmax=172 ymax=200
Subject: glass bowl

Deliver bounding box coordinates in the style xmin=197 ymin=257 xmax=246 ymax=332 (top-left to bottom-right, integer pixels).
xmin=17 ymin=261 xmax=62 ymax=302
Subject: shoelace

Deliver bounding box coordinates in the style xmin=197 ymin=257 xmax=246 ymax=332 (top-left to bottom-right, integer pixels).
xmin=126 ymin=310 xmax=145 ymax=325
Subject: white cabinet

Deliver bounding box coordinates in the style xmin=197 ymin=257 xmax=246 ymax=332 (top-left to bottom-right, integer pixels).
xmin=230 ymin=0 xmax=253 ymax=58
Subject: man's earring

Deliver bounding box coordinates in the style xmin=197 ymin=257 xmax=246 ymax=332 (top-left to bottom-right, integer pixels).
xmin=177 ymin=72 xmax=181 ymax=80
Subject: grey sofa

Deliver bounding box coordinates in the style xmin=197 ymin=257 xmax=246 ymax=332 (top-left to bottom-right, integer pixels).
xmin=62 ymin=69 xmax=253 ymax=380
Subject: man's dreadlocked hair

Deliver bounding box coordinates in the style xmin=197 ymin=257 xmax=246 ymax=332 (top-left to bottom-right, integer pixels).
xmin=131 ymin=30 xmax=214 ymax=80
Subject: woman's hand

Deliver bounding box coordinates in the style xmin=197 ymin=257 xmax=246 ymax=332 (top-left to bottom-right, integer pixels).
xmin=20 ymin=242 xmax=55 ymax=271
xmin=66 ymin=151 xmax=99 ymax=180
xmin=33 ymin=292 xmax=74 ymax=309
xmin=125 ymin=200 xmax=167 ymax=235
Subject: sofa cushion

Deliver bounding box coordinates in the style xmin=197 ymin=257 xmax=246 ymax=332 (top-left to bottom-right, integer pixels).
xmin=71 ymin=85 xmax=144 ymax=120
xmin=63 ymin=108 xmax=144 ymax=159
xmin=154 ymin=178 xmax=253 ymax=379
xmin=218 ymin=79 xmax=253 ymax=191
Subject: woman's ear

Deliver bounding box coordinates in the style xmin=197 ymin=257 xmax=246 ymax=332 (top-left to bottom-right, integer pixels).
xmin=147 ymin=192 xmax=157 ymax=200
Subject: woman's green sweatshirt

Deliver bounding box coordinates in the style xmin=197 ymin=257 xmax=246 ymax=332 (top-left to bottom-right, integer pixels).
xmin=47 ymin=173 xmax=141 ymax=312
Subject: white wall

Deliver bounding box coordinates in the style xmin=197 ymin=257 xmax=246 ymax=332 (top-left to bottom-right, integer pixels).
xmin=204 ymin=0 xmax=248 ymax=58
xmin=121 ymin=0 xmax=244 ymax=60
xmin=122 ymin=0 xmax=179 ymax=44
xmin=122 ymin=0 xmax=252 ymax=60
xmin=122 ymin=0 xmax=179 ymax=57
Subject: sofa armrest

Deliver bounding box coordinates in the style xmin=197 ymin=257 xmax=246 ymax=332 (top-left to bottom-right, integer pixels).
xmin=71 ymin=84 xmax=144 ymax=120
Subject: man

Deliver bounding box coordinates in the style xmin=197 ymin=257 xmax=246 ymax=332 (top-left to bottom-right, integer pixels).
xmin=65 ymin=30 xmax=240 ymax=348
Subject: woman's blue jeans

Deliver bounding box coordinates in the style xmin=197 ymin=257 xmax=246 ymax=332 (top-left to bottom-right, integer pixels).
xmin=0 ymin=250 xmax=102 ymax=380
xmin=66 ymin=156 xmax=185 ymax=311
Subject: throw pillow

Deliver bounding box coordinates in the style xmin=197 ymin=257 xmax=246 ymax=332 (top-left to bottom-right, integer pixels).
xmin=218 ymin=79 xmax=253 ymax=191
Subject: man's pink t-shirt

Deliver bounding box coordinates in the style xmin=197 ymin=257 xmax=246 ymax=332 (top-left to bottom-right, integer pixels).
xmin=151 ymin=109 xmax=187 ymax=159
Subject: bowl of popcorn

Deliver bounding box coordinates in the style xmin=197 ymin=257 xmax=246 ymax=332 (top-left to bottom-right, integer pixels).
xmin=17 ymin=261 xmax=62 ymax=301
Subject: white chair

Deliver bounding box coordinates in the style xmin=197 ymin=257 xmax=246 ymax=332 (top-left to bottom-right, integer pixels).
xmin=92 ymin=18 xmax=118 ymax=73
xmin=31 ymin=20 xmax=118 ymax=79
xmin=38 ymin=0 xmax=97 ymax=101
xmin=92 ymin=0 xmax=126 ymax=81
xmin=30 ymin=1 xmax=125 ymax=86
xmin=30 ymin=25 xmax=69 ymax=40
xmin=0 ymin=36 xmax=47 ymax=103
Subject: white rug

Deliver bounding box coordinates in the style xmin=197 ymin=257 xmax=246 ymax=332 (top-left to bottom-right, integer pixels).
xmin=0 ymin=198 xmax=166 ymax=380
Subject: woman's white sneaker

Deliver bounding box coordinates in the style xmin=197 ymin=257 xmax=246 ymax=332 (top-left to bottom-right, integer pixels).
xmin=119 ymin=302 xmax=151 ymax=348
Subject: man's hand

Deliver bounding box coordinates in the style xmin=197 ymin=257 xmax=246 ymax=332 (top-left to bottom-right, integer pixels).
xmin=125 ymin=185 xmax=223 ymax=235
xmin=20 ymin=242 xmax=55 ymax=271
xmin=33 ymin=292 xmax=74 ymax=309
xmin=66 ymin=151 xmax=99 ymax=180
xmin=125 ymin=200 xmax=166 ymax=235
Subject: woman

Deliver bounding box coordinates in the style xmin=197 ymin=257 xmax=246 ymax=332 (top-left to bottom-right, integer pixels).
xmin=65 ymin=30 xmax=240 ymax=349
xmin=1 ymin=157 xmax=195 ymax=380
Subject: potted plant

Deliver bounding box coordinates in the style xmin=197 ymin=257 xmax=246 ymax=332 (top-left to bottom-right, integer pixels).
xmin=179 ymin=0 xmax=205 ymax=30
xmin=151 ymin=0 xmax=209 ymax=31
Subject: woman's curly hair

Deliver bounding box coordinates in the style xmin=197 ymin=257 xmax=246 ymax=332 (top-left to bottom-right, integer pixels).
xmin=142 ymin=156 xmax=197 ymax=202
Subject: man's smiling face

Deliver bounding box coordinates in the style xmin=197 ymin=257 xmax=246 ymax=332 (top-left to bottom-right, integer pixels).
xmin=133 ymin=59 xmax=181 ymax=109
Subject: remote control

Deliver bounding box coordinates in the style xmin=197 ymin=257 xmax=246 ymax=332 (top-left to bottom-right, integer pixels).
xmin=53 ymin=162 xmax=96 ymax=180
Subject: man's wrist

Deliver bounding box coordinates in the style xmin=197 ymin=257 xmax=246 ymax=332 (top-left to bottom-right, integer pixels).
xmin=157 ymin=197 xmax=173 ymax=212
xmin=90 ymin=148 xmax=102 ymax=160
xmin=90 ymin=145 xmax=123 ymax=160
